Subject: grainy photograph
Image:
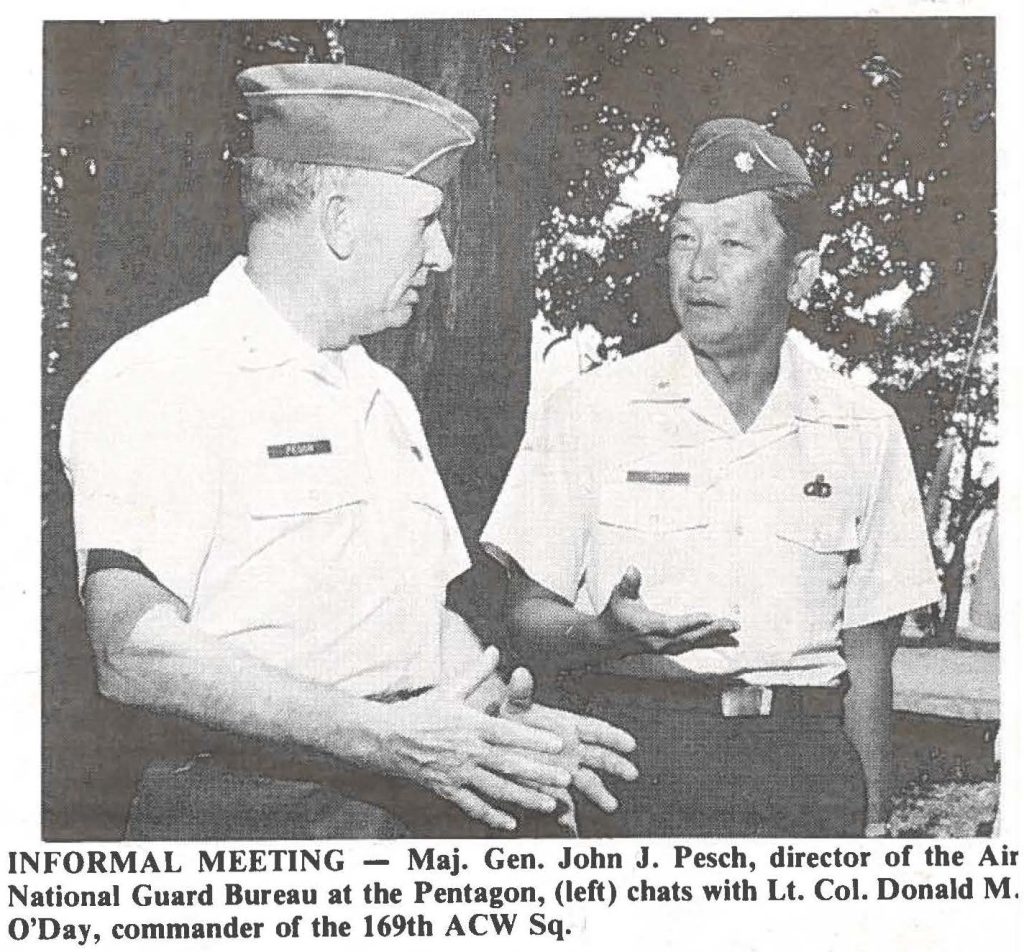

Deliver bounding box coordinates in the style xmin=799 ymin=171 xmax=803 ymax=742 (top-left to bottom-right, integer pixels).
xmin=41 ymin=18 xmax=998 ymax=842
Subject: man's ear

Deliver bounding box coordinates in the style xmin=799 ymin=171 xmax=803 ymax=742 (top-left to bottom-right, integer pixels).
xmin=787 ymin=249 xmax=821 ymax=305
xmin=322 ymin=194 xmax=354 ymax=260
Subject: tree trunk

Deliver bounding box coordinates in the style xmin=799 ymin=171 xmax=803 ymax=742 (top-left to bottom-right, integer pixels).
xmin=342 ymin=21 xmax=567 ymax=639
xmin=936 ymin=536 xmax=967 ymax=646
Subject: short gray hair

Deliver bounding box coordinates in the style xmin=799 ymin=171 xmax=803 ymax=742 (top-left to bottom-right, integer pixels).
xmin=238 ymin=156 xmax=356 ymax=224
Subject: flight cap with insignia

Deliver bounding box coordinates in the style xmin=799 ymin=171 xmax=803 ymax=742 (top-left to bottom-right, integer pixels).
xmin=675 ymin=117 xmax=813 ymax=204
xmin=237 ymin=63 xmax=480 ymax=189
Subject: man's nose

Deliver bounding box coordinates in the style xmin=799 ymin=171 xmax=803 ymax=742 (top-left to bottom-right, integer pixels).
xmin=687 ymin=241 xmax=718 ymax=282
xmin=424 ymin=221 xmax=453 ymax=274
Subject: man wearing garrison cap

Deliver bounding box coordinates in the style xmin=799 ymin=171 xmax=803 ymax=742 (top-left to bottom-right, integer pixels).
xmin=484 ymin=118 xmax=938 ymax=837
xmin=60 ymin=64 xmax=636 ymax=839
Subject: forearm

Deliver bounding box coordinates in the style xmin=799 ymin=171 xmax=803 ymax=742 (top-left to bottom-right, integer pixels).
xmin=507 ymin=565 xmax=735 ymax=673
xmin=843 ymin=677 xmax=893 ymax=826
xmin=509 ymin=593 xmax=620 ymax=673
xmin=841 ymin=619 xmax=900 ymax=829
xmin=97 ymin=608 xmax=395 ymax=774
xmin=83 ymin=570 xmax=573 ymax=832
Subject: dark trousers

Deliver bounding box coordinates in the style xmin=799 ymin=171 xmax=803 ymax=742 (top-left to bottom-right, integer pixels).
xmin=125 ymin=753 xmax=563 ymax=841
xmin=564 ymin=676 xmax=867 ymax=838
xmin=126 ymin=757 xmax=412 ymax=840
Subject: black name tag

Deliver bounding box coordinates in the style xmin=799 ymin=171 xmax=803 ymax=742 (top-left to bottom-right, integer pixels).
xmin=626 ymin=470 xmax=690 ymax=485
xmin=267 ymin=440 xmax=332 ymax=459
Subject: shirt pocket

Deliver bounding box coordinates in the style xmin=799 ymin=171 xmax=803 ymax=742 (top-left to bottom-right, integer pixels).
xmin=591 ymin=475 xmax=711 ymax=615
xmin=596 ymin=445 xmax=711 ymax=534
xmin=773 ymin=502 xmax=860 ymax=554
xmin=597 ymin=479 xmax=710 ymax=534
xmin=779 ymin=420 xmax=865 ymax=554
xmin=246 ymin=452 xmax=368 ymax=518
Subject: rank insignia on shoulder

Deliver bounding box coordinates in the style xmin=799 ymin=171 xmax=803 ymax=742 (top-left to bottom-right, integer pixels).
xmin=627 ymin=470 xmax=691 ymax=485
xmin=267 ymin=439 xmax=332 ymax=459
xmin=803 ymin=473 xmax=832 ymax=498
xmin=410 ymin=445 xmax=423 ymax=461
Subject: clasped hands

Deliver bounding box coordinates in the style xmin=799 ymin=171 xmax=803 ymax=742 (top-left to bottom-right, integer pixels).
xmin=380 ymin=646 xmax=636 ymax=831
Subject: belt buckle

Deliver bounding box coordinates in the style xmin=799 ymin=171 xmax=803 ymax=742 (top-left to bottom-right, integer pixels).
xmin=720 ymin=685 xmax=773 ymax=718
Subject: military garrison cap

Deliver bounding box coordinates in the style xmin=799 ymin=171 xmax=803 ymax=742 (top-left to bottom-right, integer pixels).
xmin=237 ymin=63 xmax=480 ymax=189
xmin=676 ymin=117 xmax=813 ymax=203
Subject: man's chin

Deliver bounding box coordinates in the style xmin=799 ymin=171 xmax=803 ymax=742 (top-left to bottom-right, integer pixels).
xmin=676 ymin=315 xmax=729 ymax=344
xmin=387 ymin=303 xmax=416 ymax=327
xmin=363 ymin=305 xmax=415 ymax=337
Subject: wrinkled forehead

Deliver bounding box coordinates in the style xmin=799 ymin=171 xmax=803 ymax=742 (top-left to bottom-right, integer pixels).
xmin=671 ymin=191 xmax=781 ymax=235
xmin=671 ymin=190 xmax=770 ymax=225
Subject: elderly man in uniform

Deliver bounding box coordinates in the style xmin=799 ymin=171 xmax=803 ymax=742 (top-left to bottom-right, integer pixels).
xmin=483 ymin=118 xmax=939 ymax=837
xmin=60 ymin=63 xmax=636 ymax=839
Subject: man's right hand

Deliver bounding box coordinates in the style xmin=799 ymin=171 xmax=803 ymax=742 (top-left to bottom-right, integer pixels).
xmin=376 ymin=647 xmax=572 ymax=831
xmin=597 ymin=566 xmax=739 ymax=659
xmin=85 ymin=572 xmax=567 ymax=834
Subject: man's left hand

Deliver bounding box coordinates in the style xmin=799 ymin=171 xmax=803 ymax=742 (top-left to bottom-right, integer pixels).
xmin=499 ymin=667 xmax=638 ymax=817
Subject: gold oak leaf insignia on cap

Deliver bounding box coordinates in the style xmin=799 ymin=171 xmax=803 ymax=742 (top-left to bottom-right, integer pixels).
xmin=734 ymin=150 xmax=755 ymax=173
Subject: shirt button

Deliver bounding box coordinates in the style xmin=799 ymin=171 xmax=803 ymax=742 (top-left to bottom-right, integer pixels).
xmin=734 ymin=524 xmax=744 ymax=537
xmin=730 ymin=604 xmax=742 ymax=617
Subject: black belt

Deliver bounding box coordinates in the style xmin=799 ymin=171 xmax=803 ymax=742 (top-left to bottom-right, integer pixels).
xmin=568 ymin=672 xmax=846 ymax=718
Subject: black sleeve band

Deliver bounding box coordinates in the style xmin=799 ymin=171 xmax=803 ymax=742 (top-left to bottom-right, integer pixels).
xmin=85 ymin=548 xmax=160 ymax=585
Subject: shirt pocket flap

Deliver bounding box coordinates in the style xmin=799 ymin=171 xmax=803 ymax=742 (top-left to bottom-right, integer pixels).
xmin=774 ymin=509 xmax=860 ymax=553
xmin=247 ymin=456 xmax=367 ymax=518
xmin=597 ymin=480 xmax=710 ymax=533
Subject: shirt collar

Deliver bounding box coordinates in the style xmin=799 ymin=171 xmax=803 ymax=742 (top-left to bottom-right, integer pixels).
xmin=205 ymin=257 xmax=385 ymax=415
xmin=781 ymin=335 xmax=829 ymax=424
xmin=748 ymin=336 xmax=800 ymax=431
xmin=207 ymin=256 xmax=342 ymax=374
xmin=633 ymin=332 xmax=826 ymax=431
xmin=628 ymin=333 xmax=700 ymax=403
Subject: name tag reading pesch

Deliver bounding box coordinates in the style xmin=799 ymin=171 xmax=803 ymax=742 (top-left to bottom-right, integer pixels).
xmin=626 ymin=470 xmax=691 ymax=485
xmin=266 ymin=440 xmax=332 ymax=459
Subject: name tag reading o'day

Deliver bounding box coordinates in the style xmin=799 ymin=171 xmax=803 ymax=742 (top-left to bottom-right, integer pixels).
xmin=266 ymin=440 xmax=332 ymax=459
xmin=626 ymin=470 xmax=691 ymax=485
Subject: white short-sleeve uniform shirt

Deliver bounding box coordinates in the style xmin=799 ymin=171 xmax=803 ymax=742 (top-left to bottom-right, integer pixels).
xmin=483 ymin=333 xmax=939 ymax=687
xmin=60 ymin=258 xmax=471 ymax=698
